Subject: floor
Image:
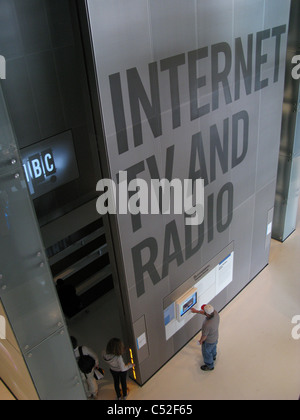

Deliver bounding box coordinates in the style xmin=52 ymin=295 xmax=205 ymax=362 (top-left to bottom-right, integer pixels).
xmin=1 ymin=213 xmax=300 ymax=401
xmin=75 ymin=209 xmax=300 ymax=401
xmin=127 ymin=231 xmax=300 ymax=401
xmin=0 ymin=381 xmax=15 ymax=401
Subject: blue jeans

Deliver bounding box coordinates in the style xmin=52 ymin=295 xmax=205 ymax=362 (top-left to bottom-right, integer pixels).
xmin=202 ymin=341 xmax=218 ymax=369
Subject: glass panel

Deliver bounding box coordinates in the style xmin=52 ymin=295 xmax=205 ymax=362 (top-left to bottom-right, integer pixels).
xmin=0 ymin=148 xmax=65 ymax=351
xmin=25 ymin=328 xmax=86 ymax=401
xmin=0 ymin=82 xmax=86 ymax=399
xmin=0 ymin=85 xmax=19 ymax=174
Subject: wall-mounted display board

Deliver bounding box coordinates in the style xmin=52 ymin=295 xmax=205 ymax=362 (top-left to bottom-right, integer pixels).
xmin=164 ymin=244 xmax=234 ymax=340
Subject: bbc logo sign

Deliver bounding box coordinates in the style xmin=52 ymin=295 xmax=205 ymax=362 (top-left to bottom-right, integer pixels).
xmin=0 ymin=315 xmax=6 ymax=340
xmin=0 ymin=55 xmax=6 ymax=80
xmin=22 ymin=148 xmax=57 ymax=190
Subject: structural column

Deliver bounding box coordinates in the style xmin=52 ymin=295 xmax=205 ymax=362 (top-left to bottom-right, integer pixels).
xmin=0 ymin=83 xmax=86 ymax=400
xmin=273 ymin=0 xmax=300 ymax=241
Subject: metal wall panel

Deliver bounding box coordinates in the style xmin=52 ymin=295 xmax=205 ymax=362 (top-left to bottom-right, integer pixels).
xmin=86 ymin=0 xmax=290 ymax=385
xmin=25 ymin=327 xmax=86 ymax=401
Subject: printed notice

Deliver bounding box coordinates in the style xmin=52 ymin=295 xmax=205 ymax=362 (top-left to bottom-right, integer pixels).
xmin=216 ymin=253 xmax=234 ymax=294
xmin=0 ymin=315 xmax=6 ymax=340
xmin=137 ymin=333 xmax=147 ymax=350
xmin=267 ymin=222 xmax=272 ymax=236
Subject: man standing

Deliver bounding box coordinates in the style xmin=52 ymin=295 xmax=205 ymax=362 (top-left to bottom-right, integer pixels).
xmin=191 ymin=304 xmax=220 ymax=371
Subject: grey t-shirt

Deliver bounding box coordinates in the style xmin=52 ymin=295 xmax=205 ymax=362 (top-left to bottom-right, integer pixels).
xmin=202 ymin=311 xmax=220 ymax=344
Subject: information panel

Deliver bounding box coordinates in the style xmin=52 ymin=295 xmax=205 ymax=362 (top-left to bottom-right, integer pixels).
xmin=164 ymin=251 xmax=234 ymax=340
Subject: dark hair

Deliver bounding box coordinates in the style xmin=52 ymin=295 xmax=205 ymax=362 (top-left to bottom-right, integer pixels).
xmin=106 ymin=338 xmax=125 ymax=356
xmin=71 ymin=336 xmax=78 ymax=349
xmin=56 ymin=279 xmax=64 ymax=286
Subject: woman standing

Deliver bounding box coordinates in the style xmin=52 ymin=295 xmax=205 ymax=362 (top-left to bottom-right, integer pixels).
xmin=103 ymin=338 xmax=134 ymax=400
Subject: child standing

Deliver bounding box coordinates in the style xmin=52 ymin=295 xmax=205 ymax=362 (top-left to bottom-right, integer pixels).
xmin=103 ymin=338 xmax=134 ymax=400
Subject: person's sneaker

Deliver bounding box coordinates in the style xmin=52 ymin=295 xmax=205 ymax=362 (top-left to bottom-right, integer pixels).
xmin=201 ymin=365 xmax=214 ymax=371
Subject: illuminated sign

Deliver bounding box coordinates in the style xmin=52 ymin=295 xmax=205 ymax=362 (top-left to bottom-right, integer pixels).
xmin=129 ymin=348 xmax=137 ymax=380
xmin=23 ymin=149 xmax=56 ymax=185
xmin=21 ymin=131 xmax=79 ymax=199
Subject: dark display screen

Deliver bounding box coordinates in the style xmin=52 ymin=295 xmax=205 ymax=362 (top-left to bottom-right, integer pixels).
xmin=21 ymin=131 xmax=79 ymax=200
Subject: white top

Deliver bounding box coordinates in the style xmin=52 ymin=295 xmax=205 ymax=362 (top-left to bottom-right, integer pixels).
xmin=103 ymin=353 xmax=133 ymax=372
